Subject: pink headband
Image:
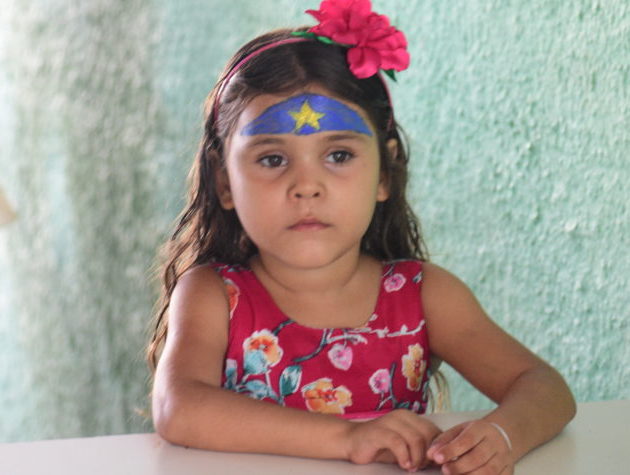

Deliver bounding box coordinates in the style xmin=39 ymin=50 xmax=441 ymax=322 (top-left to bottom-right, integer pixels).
xmin=212 ymin=36 xmax=396 ymax=131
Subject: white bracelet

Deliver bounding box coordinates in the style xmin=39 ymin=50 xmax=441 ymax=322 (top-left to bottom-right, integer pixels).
xmin=489 ymin=422 xmax=513 ymax=452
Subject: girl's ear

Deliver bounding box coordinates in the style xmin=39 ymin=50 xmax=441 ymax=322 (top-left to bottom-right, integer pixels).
xmin=386 ymin=138 xmax=399 ymax=162
xmin=377 ymin=138 xmax=398 ymax=202
xmin=215 ymin=168 xmax=235 ymax=209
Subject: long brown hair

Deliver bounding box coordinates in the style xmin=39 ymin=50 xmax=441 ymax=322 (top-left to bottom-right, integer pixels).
xmin=147 ymin=28 xmax=429 ymax=371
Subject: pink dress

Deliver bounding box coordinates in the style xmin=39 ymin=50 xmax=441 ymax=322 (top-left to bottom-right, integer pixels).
xmin=214 ymin=260 xmax=431 ymax=419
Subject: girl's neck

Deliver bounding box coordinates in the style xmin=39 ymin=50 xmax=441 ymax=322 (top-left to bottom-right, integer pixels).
xmin=250 ymin=252 xmax=383 ymax=329
xmin=250 ymin=250 xmax=369 ymax=296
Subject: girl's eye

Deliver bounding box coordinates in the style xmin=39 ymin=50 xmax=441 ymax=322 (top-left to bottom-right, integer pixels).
xmin=258 ymin=154 xmax=287 ymax=168
xmin=326 ymin=150 xmax=354 ymax=164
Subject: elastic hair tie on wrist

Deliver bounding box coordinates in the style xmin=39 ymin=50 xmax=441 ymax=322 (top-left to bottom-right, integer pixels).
xmin=489 ymin=422 xmax=513 ymax=452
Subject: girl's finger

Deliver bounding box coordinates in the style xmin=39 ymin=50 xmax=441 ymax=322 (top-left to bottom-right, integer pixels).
xmin=403 ymin=434 xmax=423 ymax=470
xmin=427 ymin=424 xmax=465 ymax=460
xmin=448 ymin=451 xmax=508 ymax=475
xmin=441 ymin=438 xmax=496 ymax=474
xmin=384 ymin=411 xmax=440 ymax=470
xmin=405 ymin=427 xmax=432 ymax=470
xmin=383 ymin=433 xmax=413 ymax=471
xmin=431 ymin=422 xmax=484 ymax=465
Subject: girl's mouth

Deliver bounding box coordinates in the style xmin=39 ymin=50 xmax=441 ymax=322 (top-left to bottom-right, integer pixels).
xmin=288 ymin=218 xmax=331 ymax=231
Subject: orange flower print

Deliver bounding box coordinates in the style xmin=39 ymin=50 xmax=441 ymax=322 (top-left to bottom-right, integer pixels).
xmin=243 ymin=330 xmax=283 ymax=374
xmin=224 ymin=279 xmax=239 ymax=319
xmin=401 ymin=344 xmax=426 ymax=391
xmin=302 ymin=378 xmax=352 ymax=415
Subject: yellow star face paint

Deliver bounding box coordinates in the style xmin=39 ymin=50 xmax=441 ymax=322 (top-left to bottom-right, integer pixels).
xmin=289 ymin=101 xmax=325 ymax=133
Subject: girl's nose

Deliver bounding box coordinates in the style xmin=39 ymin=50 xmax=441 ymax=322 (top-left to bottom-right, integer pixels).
xmin=294 ymin=188 xmax=321 ymax=199
xmin=291 ymin=181 xmax=322 ymax=199
xmin=289 ymin=164 xmax=324 ymax=200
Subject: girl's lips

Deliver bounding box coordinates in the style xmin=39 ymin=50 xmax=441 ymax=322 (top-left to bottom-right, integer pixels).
xmin=288 ymin=219 xmax=331 ymax=231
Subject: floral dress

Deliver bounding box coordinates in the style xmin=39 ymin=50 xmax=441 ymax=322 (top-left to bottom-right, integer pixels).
xmin=214 ymin=260 xmax=431 ymax=420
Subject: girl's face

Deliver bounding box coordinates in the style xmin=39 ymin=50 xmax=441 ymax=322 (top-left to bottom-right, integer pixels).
xmin=218 ymin=85 xmax=393 ymax=270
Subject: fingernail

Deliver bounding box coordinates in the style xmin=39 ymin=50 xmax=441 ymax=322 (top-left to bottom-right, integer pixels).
xmin=434 ymin=453 xmax=445 ymax=463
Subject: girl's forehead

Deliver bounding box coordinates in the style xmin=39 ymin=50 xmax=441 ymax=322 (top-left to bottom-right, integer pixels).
xmin=235 ymin=88 xmax=374 ymax=138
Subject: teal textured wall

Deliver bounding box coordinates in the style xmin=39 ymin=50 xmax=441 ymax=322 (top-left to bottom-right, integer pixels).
xmin=0 ymin=0 xmax=628 ymax=442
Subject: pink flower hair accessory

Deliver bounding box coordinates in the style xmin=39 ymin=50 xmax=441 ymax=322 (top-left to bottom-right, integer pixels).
xmin=293 ymin=0 xmax=410 ymax=80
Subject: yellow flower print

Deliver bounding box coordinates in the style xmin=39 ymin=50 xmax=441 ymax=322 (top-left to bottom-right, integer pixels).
xmin=401 ymin=344 xmax=426 ymax=391
xmin=302 ymin=378 xmax=353 ymax=415
xmin=243 ymin=329 xmax=283 ymax=371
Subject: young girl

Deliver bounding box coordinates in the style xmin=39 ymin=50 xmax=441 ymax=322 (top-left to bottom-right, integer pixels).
xmin=148 ymin=1 xmax=576 ymax=472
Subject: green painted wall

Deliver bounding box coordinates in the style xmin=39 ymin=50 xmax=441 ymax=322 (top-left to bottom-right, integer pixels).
xmin=0 ymin=0 xmax=628 ymax=442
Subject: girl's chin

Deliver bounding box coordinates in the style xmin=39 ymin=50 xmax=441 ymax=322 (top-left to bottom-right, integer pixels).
xmin=256 ymin=247 xmax=358 ymax=271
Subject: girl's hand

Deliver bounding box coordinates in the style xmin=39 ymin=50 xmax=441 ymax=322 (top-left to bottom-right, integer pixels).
xmin=426 ymin=419 xmax=513 ymax=474
xmin=344 ymin=409 xmax=441 ymax=472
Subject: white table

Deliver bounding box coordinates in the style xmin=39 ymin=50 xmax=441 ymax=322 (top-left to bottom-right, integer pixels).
xmin=1 ymin=400 xmax=628 ymax=474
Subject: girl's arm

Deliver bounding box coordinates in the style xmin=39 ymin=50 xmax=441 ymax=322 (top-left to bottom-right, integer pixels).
xmin=152 ymin=265 xmax=440 ymax=471
xmin=422 ymin=263 xmax=576 ymax=474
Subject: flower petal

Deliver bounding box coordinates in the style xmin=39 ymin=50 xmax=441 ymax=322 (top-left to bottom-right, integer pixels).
xmin=347 ymin=46 xmax=381 ymax=78
xmin=380 ymin=49 xmax=410 ymax=71
xmin=304 ymin=0 xmax=410 ymax=78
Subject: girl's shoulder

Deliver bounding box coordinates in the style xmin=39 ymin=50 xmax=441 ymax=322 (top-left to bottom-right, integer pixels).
xmin=419 ymin=262 xmax=501 ymax=357
xmin=179 ymin=262 xmax=228 ymax=285
xmin=178 ymin=262 xmax=250 ymax=286
xmin=419 ymin=262 xmax=479 ymax=314
xmin=172 ymin=263 xmax=232 ymax=315
xmin=419 ymin=262 xmax=472 ymax=299
xmin=378 ymin=260 xmax=470 ymax=308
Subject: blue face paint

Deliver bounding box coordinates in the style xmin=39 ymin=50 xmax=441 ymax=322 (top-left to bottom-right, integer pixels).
xmin=240 ymin=93 xmax=373 ymax=137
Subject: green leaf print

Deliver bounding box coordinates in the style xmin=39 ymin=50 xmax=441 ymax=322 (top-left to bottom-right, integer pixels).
xmin=244 ymin=380 xmax=277 ymax=400
xmin=279 ymin=365 xmax=302 ymax=397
